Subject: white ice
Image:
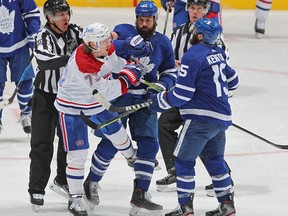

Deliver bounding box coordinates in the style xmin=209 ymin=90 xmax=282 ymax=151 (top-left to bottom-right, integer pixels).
xmin=0 ymin=7 xmax=288 ymax=216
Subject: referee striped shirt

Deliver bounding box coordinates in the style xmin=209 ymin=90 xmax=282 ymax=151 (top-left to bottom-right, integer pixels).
xmin=34 ymin=23 xmax=83 ymax=94
xmin=171 ymin=21 xmax=227 ymax=61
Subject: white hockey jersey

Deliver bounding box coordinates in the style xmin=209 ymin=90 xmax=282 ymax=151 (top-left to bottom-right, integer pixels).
xmin=55 ymin=43 xmax=127 ymax=116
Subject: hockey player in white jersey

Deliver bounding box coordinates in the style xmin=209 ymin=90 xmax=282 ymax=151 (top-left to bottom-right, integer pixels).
xmin=54 ymin=22 xmax=143 ymax=216
xmin=148 ymin=18 xmax=239 ymax=216
xmin=255 ymin=0 xmax=272 ymax=38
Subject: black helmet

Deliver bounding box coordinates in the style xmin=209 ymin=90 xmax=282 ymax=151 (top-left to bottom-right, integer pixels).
xmin=187 ymin=0 xmax=210 ymax=8
xmin=43 ymin=0 xmax=70 ymax=17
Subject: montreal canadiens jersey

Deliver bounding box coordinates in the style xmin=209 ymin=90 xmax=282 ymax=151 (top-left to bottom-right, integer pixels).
xmin=55 ymin=43 xmax=127 ymax=116
xmin=0 ymin=0 xmax=40 ymax=56
xmin=113 ymin=24 xmax=177 ymax=93
xmin=167 ymin=43 xmax=239 ymax=127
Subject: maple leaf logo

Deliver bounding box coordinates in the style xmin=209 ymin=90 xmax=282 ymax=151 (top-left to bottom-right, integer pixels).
xmin=137 ymin=56 xmax=155 ymax=76
xmin=0 ymin=5 xmax=15 ymax=35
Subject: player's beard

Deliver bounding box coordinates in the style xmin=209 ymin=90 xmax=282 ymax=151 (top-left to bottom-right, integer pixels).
xmin=136 ymin=22 xmax=156 ymax=40
xmin=190 ymin=33 xmax=202 ymax=45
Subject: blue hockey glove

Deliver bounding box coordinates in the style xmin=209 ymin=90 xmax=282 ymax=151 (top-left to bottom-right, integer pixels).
xmin=27 ymin=33 xmax=37 ymax=50
xmin=148 ymin=91 xmax=171 ymax=112
xmin=161 ymin=0 xmax=174 ymax=12
xmin=147 ymin=81 xmax=169 ymax=93
xmin=123 ymin=35 xmax=150 ymax=58
xmin=119 ymin=64 xmax=142 ymax=87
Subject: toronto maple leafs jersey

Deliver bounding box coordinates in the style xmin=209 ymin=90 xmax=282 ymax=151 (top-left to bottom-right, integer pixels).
xmin=166 ymin=43 xmax=239 ymax=127
xmin=54 ymin=43 xmax=127 ymax=116
xmin=113 ymin=24 xmax=177 ymax=94
xmin=0 ymin=0 xmax=40 ymax=57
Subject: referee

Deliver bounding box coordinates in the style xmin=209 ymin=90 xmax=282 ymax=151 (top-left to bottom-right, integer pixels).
xmin=28 ymin=0 xmax=83 ymax=211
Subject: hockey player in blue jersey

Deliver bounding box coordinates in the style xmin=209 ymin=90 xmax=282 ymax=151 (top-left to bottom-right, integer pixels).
xmin=0 ymin=0 xmax=40 ymax=134
xmin=82 ymin=1 xmax=177 ymax=215
xmin=148 ymin=18 xmax=238 ymax=216
xmin=161 ymin=0 xmax=222 ymax=30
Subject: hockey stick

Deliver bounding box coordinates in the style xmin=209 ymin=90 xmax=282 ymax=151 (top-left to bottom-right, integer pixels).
xmin=81 ymin=81 xmax=160 ymax=130
xmin=0 ymin=54 xmax=34 ymax=109
xmin=81 ymin=90 xmax=152 ymax=130
xmin=92 ymin=89 xmax=152 ymax=112
xmin=232 ymin=123 xmax=288 ymax=150
xmin=163 ymin=1 xmax=173 ymax=35
xmin=140 ymin=79 xmax=163 ymax=92
xmin=80 ymin=109 xmax=135 ymax=130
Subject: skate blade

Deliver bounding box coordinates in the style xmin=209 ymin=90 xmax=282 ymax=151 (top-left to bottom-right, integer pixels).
xmin=49 ymin=183 xmax=69 ymax=199
xmin=31 ymin=204 xmax=41 ymax=212
xmin=129 ymin=206 xmax=162 ymax=216
xmin=83 ymin=195 xmax=97 ymax=210
xmin=156 ymin=183 xmax=176 ymax=192
xmin=255 ymin=32 xmax=264 ymax=39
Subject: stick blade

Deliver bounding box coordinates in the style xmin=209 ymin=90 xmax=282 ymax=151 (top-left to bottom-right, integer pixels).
xmin=80 ymin=111 xmax=100 ymax=130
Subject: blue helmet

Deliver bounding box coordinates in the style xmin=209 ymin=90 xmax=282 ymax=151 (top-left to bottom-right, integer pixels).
xmin=135 ymin=0 xmax=158 ymax=18
xmin=194 ymin=18 xmax=222 ymax=45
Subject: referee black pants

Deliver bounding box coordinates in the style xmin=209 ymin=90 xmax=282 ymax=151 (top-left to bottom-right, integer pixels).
xmin=28 ymin=89 xmax=67 ymax=195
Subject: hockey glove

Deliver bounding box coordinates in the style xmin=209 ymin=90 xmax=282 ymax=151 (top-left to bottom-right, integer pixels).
xmin=161 ymin=0 xmax=174 ymax=12
xmin=123 ymin=35 xmax=150 ymax=58
xmin=119 ymin=64 xmax=142 ymax=88
xmin=148 ymin=91 xmax=172 ymax=112
xmin=147 ymin=81 xmax=169 ymax=93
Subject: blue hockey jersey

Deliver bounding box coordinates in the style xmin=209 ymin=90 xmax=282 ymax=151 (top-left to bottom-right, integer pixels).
xmin=166 ymin=43 xmax=239 ymax=127
xmin=113 ymin=24 xmax=177 ymax=92
xmin=0 ymin=0 xmax=40 ymax=57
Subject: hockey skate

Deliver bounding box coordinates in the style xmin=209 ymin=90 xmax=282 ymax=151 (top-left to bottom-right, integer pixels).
xmin=83 ymin=177 xmax=100 ymax=210
xmin=49 ymin=177 xmax=69 ymax=199
xmin=206 ymin=193 xmax=236 ymax=216
xmin=30 ymin=193 xmax=44 ymax=213
xmin=165 ymin=194 xmax=194 ymax=216
xmin=68 ymin=194 xmax=87 ymax=216
xmin=254 ymin=19 xmax=265 ymax=39
xmin=205 ymin=183 xmax=215 ymax=197
xmin=19 ymin=113 xmax=31 ymax=134
xmin=206 ymin=180 xmax=234 ymax=197
xmin=156 ymin=168 xmax=176 ymax=192
xmin=130 ymin=181 xmax=163 ymax=216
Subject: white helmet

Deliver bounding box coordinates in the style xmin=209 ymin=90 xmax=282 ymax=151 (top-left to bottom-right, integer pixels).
xmin=82 ymin=22 xmax=111 ymax=50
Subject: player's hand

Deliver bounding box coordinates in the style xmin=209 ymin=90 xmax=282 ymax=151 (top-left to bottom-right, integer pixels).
xmin=119 ymin=64 xmax=142 ymax=87
xmin=123 ymin=35 xmax=150 ymax=58
xmin=147 ymin=91 xmax=171 ymax=112
xmin=161 ymin=0 xmax=174 ymax=12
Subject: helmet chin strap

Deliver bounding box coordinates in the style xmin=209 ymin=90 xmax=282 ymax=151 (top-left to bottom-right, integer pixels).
xmin=52 ymin=22 xmax=64 ymax=33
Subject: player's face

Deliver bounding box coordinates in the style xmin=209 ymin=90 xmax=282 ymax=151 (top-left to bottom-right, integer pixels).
xmin=49 ymin=10 xmax=70 ymax=33
xmin=136 ymin=16 xmax=156 ymax=39
xmin=187 ymin=4 xmax=206 ymax=24
xmin=98 ymin=37 xmax=112 ymax=56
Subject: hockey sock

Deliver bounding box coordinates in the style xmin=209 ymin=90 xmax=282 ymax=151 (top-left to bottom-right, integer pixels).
xmin=16 ymin=79 xmax=33 ymax=115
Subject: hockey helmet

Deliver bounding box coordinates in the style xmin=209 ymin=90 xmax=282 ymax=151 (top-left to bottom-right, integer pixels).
xmin=135 ymin=0 xmax=158 ymax=19
xmin=43 ymin=0 xmax=70 ymax=17
xmin=187 ymin=0 xmax=210 ymax=8
xmin=194 ymin=18 xmax=222 ymax=45
xmin=82 ymin=22 xmax=111 ymax=49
